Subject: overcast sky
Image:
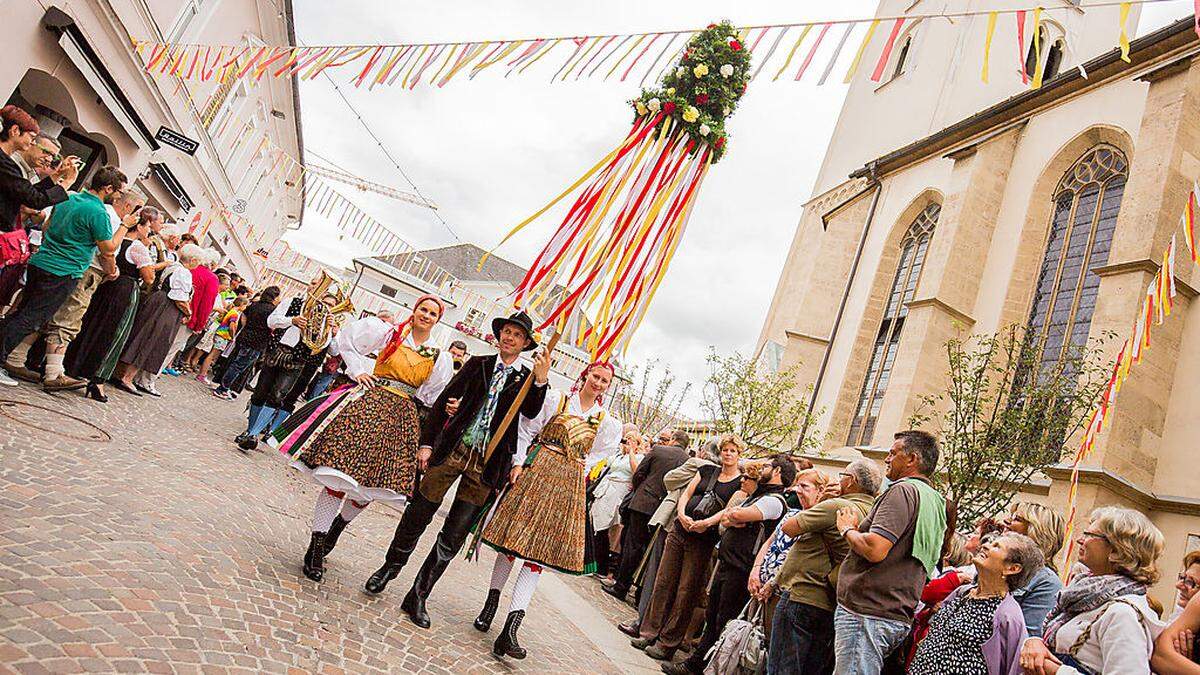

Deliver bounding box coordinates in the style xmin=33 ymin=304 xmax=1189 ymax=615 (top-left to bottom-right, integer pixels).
xmin=287 ymin=1 xmax=1193 ymax=416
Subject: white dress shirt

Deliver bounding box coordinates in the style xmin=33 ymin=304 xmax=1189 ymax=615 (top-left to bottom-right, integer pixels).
xmin=515 ymin=389 xmax=622 ymax=470
xmin=329 ymin=315 xmax=455 ymax=407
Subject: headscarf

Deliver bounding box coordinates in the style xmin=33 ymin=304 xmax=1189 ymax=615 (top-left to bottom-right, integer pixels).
xmin=377 ymin=294 xmax=445 ymax=363
xmin=570 ymin=360 xmax=615 ymax=405
xmin=1042 ymin=570 xmax=1146 ymax=648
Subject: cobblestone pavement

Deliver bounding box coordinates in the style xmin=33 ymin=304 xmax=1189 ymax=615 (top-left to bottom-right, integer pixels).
xmin=0 ymin=375 xmax=651 ymax=674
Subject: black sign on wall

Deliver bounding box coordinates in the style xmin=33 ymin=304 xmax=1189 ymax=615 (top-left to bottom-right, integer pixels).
xmin=154 ymin=126 xmax=199 ymax=156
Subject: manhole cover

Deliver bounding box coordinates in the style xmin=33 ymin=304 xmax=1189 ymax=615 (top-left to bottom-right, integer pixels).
xmin=0 ymin=400 xmax=112 ymax=443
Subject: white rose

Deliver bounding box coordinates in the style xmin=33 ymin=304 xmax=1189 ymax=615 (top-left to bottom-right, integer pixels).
xmin=720 ymin=64 xmax=734 ymax=78
xmin=723 ymin=106 xmax=730 ymax=116
xmin=647 ymin=98 xmax=661 ymax=112
xmin=676 ymin=66 xmax=685 ymax=77
xmin=699 ymin=124 xmax=711 ymax=137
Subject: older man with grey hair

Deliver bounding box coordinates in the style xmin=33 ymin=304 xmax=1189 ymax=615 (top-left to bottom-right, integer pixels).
xmin=767 ymin=458 xmax=883 ymax=675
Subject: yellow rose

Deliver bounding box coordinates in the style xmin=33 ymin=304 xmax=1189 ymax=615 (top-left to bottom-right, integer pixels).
xmin=666 ymin=87 xmax=676 ymax=95
xmin=683 ymin=106 xmax=700 ymax=123
xmin=636 ymin=101 xmax=648 ymax=116
xmin=693 ymin=63 xmax=709 ymax=78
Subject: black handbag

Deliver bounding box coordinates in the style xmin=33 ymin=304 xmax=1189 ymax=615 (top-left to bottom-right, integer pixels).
xmin=685 ymin=466 xmax=725 ymax=520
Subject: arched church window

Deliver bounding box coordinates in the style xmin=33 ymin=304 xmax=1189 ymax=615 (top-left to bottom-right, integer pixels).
xmin=1026 ymin=146 xmax=1127 ymax=374
xmin=1044 ymin=40 xmax=1065 ymax=80
xmin=846 ymin=203 xmax=939 ymax=446
xmin=1025 ymin=24 xmax=1067 ymax=82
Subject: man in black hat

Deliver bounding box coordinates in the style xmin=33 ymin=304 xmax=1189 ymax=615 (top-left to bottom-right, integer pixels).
xmin=364 ymin=311 xmax=551 ymax=629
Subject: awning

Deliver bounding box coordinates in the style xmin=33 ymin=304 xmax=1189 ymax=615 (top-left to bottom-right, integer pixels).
xmin=149 ymin=162 xmax=195 ymax=212
xmin=42 ymin=6 xmax=160 ymax=152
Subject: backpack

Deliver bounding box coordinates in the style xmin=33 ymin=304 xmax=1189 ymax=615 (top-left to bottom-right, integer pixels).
xmin=704 ymin=600 xmax=766 ymax=675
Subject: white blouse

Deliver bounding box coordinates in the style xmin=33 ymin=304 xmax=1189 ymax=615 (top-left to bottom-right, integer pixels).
xmin=1039 ymin=593 xmax=1164 ymax=675
xmin=126 ymin=239 xmax=153 ymax=268
xmin=515 ymin=389 xmax=623 ymax=470
xmin=329 ymin=315 xmax=454 ymax=407
xmin=163 ymin=263 xmax=193 ymax=302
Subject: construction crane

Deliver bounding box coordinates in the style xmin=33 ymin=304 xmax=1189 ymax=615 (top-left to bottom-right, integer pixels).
xmin=305 ymin=163 xmax=438 ymax=211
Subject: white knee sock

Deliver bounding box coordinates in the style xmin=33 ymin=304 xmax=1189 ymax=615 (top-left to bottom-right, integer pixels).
xmin=43 ymin=353 xmax=65 ymax=380
xmin=339 ymin=499 xmax=369 ymax=523
xmin=490 ymin=553 xmax=515 ymax=591
xmin=508 ymin=563 xmax=541 ymax=613
xmin=311 ymin=489 xmax=343 ymax=533
xmin=5 ymin=336 xmax=33 ymax=369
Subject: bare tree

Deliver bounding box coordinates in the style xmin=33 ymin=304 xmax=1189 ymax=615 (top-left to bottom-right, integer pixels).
xmin=908 ymin=325 xmax=1111 ymax=527
xmin=702 ymin=348 xmax=823 ymax=457
xmin=609 ymin=359 xmax=692 ymax=435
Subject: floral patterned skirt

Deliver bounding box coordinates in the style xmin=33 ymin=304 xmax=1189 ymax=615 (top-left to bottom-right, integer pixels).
xmin=280 ymin=386 xmax=420 ymax=506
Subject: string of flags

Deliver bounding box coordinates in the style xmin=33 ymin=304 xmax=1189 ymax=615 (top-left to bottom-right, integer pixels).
xmin=132 ymin=0 xmax=1179 ymax=94
xmin=1058 ymin=183 xmax=1197 ymax=577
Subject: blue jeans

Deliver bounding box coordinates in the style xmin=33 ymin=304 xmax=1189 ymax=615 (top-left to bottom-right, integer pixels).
xmin=305 ymin=371 xmax=336 ymax=400
xmin=215 ymin=346 xmax=261 ymax=394
xmin=832 ymin=605 xmax=910 ymax=675
xmin=769 ymin=597 xmax=834 ymax=675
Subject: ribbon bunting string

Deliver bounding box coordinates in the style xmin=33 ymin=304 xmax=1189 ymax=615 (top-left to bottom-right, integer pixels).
xmin=133 ymin=0 xmax=1178 ymax=93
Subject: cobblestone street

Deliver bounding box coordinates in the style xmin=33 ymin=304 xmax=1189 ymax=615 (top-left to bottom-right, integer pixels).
xmin=0 ymin=376 xmax=648 ymax=674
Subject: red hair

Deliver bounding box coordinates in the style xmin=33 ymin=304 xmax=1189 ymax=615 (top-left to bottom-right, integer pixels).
xmin=571 ymin=360 xmax=615 ymax=404
xmin=377 ymin=294 xmax=445 ymax=363
xmin=0 ymin=105 xmax=39 ymax=138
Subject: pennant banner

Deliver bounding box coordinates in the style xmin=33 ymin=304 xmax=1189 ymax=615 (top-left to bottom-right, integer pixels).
xmin=132 ymin=0 xmax=1175 ymax=92
xmin=1058 ymin=185 xmax=1196 ymax=577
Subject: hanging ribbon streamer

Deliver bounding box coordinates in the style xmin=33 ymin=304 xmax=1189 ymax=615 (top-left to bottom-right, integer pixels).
xmin=819 ymin=24 xmax=856 ymax=86
xmin=773 ymin=25 xmax=812 ymax=81
xmin=981 ymin=12 xmax=998 ymax=83
xmin=796 ymin=24 xmax=832 ymax=81
xmin=871 ymin=18 xmax=906 ymax=82
xmin=844 ymin=19 xmax=880 ymax=84
xmin=1030 ymin=7 xmax=1046 ymax=89
xmin=1016 ymin=10 xmax=1030 ymax=85
xmin=1119 ymin=2 xmax=1133 ymax=62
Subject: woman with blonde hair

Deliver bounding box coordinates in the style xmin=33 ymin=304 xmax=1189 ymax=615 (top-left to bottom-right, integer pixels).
xmin=1020 ymin=506 xmax=1166 ymax=674
xmin=1004 ymin=501 xmax=1067 ymax=637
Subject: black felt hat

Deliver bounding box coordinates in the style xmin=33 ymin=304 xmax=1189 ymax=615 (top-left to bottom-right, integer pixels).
xmin=491 ymin=311 xmax=538 ymax=351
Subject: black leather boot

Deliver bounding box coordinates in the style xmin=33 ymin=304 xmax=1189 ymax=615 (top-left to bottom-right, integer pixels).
xmin=402 ymin=498 xmax=483 ymax=629
xmin=474 ymin=588 xmax=501 ymax=632
xmin=323 ymin=515 xmax=348 ymax=556
xmin=492 ymin=610 xmax=527 ymax=659
xmin=363 ymin=493 xmax=441 ymax=595
xmin=302 ymin=532 xmax=326 ymax=582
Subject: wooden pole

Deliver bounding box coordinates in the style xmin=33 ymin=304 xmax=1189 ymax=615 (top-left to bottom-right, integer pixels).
xmin=483 ymin=329 xmax=562 ymax=464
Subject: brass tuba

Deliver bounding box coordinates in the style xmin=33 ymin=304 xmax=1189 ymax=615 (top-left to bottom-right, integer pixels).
xmin=300 ymin=270 xmax=354 ymax=354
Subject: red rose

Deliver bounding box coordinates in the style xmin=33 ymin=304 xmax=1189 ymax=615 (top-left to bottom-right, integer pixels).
xmin=695 ymin=94 xmax=709 ymax=105
xmin=707 ymin=23 xmax=717 ymax=29
xmin=714 ymin=136 xmax=726 ymax=149
xmin=663 ymin=101 xmax=677 ymax=115
xmin=684 ymin=49 xmax=692 ymax=61
xmin=730 ymin=40 xmax=743 ymax=51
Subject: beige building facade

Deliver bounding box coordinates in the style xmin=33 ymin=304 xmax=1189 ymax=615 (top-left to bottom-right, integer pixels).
xmin=3 ymin=0 xmax=302 ymax=282
xmin=758 ymin=2 xmax=1200 ymax=604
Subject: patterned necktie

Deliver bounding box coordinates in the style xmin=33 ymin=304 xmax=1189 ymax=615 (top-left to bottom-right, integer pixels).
xmin=475 ymin=361 xmax=511 ymax=449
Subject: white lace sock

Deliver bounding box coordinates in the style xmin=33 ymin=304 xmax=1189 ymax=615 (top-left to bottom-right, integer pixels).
xmin=508 ymin=562 xmax=542 ymax=613
xmin=490 ymin=553 xmax=515 ymax=591
xmin=311 ymin=489 xmax=343 ymax=533
xmin=339 ymin=499 xmax=369 ymax=523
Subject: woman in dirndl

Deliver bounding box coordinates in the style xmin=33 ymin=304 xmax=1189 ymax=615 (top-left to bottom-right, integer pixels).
xmin=271 ymin=294 xmax=454 ymax=583
xmin=473 ymin=361 xmax=622 ymax=659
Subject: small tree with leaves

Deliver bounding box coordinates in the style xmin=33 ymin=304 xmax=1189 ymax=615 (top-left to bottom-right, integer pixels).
xmin=609 ymin=359 xmax=692 ymax=436
xmin=702 ymin=348 xmax=823 ymax=457
xmin=908 ymin=325 xmax=1111 ymax=528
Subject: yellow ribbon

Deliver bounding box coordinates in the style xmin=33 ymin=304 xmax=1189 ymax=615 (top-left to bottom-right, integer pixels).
xmin=1030 ymin=8 xmax=1045 ymax=89
xmin=774 ymin=25 xmax=813 ymax=82
xmin=844 ymin=20 xmax=880 ymax=84
xmin=1118 ymin=2 xmax=1132 ymax=63
xmin=981 ymin=12 xmax=998 ymax=83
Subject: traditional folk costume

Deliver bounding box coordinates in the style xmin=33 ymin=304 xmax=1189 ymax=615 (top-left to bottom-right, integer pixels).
xmin=473 ymin=377 xmax=621 ymax=659
xmin=118 ymin=262 xmax=192 ymax=374
xmin=64 ymin=238 xmax=153 ymax=387
xmin=236 ymin=271 xmax=351 ymax=451
xmin=270 ymin=297 xmax=454 ymax=582
xmin=364 ymin=311 xmax=547 ymax=636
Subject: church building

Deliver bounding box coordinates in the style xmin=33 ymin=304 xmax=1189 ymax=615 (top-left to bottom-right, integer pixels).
xmin=756 ymin=1 xmax=1200 ymax=603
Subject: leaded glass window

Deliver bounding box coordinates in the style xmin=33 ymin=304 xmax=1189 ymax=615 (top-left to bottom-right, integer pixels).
xmin=847 ymin=204 xmax=939 ymax=446
xmin=1026 ymin=146 xmax=1127 ymax=372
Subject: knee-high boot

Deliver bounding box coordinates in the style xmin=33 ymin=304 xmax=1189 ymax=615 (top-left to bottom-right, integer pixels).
xmin=401 ymin=498 xmax=482 ymax=629
xmin=364 ymin=492 xmax=440 ymax=595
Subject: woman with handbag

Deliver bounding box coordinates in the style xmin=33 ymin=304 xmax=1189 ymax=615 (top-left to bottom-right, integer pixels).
xmin=631 ymin=434 xmax=745 ymax=663
xmin=589 ymin=423 xmax=644 ymax=579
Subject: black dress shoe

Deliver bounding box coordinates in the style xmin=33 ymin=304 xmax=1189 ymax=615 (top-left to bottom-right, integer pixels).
xmin=618 ymin=620 xmax=641 ymax=638
xmin=111 ymin=380 xmax=142 ymax=396
xmin=401 ymin=589 xmax=431 ymax=629
xmin=364 ymin=564 xmax=400 ymax=595
xmin=84 ymin=383 xmax=109 ymax=403
xmin=134 ymin=383 xmax=162 ymax=397
xmin=474 ymin=588 xmax=500 ymax=632
xmin=602 ymin=585 xmax=628 ymax=601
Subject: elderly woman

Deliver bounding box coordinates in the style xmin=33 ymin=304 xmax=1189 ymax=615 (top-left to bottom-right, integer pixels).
xmin=1020 ymin=506 xmax=1166 ymax=675
xmin=1165 ymin=550 xmax=1200 ymax=623
xmin=1003 ymin=502 xmax=1066 ymax=636
xmin=910 ymin=533 xmax=1043 ymax=675
xmin=111 ymin=243 xmax=204 ymax=394
xmin=589 ymin=422 xmax=644 ymax=578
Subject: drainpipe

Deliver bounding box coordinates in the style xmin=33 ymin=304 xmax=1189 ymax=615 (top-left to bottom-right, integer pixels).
xmin=795 ymin=167 xmax=883 ymax=451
